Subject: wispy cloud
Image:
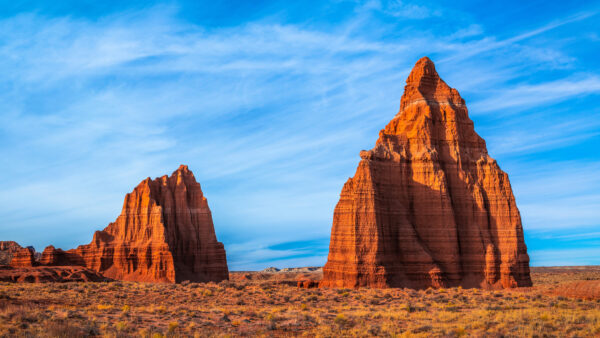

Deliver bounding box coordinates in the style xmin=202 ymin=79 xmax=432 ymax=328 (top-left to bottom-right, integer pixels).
xmin=471 ymin=76 xmax=600 ymax=113
xmin=438 ymin=10 xmax=599 ymax=64
xmin=484 ymin=114 xmax=600 ymax=155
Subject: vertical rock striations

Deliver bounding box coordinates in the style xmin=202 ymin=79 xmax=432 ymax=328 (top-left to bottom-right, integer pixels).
xmin=60 ymin=165 xmax=229 ymax=283
xmin=321 ymin=57 xmax=531 ymax=289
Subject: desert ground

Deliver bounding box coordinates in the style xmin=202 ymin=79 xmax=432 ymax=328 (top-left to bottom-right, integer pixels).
xmin=0 ymin=266 xmax=599 ymax=337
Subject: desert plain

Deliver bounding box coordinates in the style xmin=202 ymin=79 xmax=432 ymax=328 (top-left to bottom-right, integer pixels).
xmin=0 ymin=266 xmax=599 ymax=337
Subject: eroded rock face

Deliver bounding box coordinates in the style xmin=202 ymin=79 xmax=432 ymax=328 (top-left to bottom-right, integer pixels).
xmin=0 ymin=241 xmax=22 ymax=265
xmin=0 ymin=265 xmax=110 ymax=283
xmin=0 ymin=241 xmax=21 ymax=252
xmin=60 ymin=165 xmax=229 ymax=283
xmin=40 ymin=246 xmax=71 ymax=266
xmin=10 ymin=247 xmax=36 ymax=268
xmin=321 ymin=57 xmax=532 ymax=289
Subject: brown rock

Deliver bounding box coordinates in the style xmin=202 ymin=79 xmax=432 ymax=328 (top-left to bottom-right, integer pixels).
xmin=10 ymin=247 xmax=36 ymax=268
xmin=40 ymin=245 xmax=71 ymax=266
xmin=0 ymin=241 xmax=22 ymax=265
xmin=297 ymin=279 xmax=319 ymax=288
xmin=321 ymin=57 xmax=532 ymax=289
xmin=60 ymin=165 xmax=229 ymax=283
xmin=0 ymin=265 xmax=110 ymax=283
xmin=0 ymin=241 xmax=21 ymax=252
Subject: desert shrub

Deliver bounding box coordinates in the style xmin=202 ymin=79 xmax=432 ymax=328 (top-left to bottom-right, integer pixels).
xmin=115 ymin=321 xmax=128 ymax=331
xmin=187 ymin=282 xmax=200 ymax=289
xmin=46 ymin=320 xmax=85 ymax=337
xmin=168 ymin=321 xmax=178 ymax=333
xmin=400 ymin=303 xmax=414 ymax=312
xmin=454 ymin=326 xmax=467 ymax=337
xmin=412 ymin=325 xmax=432 ymax=333
xmin=334 ymin=313 xmax=347 ymax=325
xmin=138 ymin=328 xmax=150 ymax=337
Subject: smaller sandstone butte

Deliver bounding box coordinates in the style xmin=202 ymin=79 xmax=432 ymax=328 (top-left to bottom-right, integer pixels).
xmin=321 ymin=57 xmax=531 ymax=289
xmin=55 ymin=165 xmax=229 ymax=283
xmin=0 ymin=241 xmax=22 ymax=265
xmin=10 ymin=247 xmax=35 ymax=267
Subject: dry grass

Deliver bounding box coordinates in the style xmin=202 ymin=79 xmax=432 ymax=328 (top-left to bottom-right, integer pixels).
xmin=0 ymin=267 xmax=598 ymax=337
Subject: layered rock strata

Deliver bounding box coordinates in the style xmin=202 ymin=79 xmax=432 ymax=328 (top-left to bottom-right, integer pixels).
xmin=321 ymin=57 xmax=532 ymax=289
xmin=10 ymin=247 xmax=36 ymax=268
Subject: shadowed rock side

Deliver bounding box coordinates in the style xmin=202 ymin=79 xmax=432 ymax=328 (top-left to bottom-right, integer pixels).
xmin=321 ymin=57 xmax=531 ymax=289
xmin=53 ymin=165 xmax=229 ymax=283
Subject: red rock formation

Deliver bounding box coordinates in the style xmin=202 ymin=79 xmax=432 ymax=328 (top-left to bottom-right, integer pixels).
xmin=0 ymin=241 xmax=22 ymax=265
xmin=10 ymin=247 xmax=36 ymax=268
xmin=321 ymin=57 xmax=532 ymax=289
xmin=60 ymin=165 xmax=229 ymax=283
xmin=297 ymin=279 xmax=319 ymax=288
xmin=0 ymin=241 xmax=22 ymax=252
xmin=0 ymin=265 xmax=110 ymax=283
xmin=40 ymin=245 xmax=71 ymax=266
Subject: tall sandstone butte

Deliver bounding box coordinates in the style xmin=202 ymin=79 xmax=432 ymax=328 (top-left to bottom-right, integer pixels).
xmin=321 ymin=57 xmax=532 ymax=289
xmin=54 ymin=165 xmax=229 ymax=283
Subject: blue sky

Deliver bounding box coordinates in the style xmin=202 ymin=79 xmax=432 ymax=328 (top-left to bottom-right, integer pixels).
xmin=0 ymin=0 xmax=599 ymax=270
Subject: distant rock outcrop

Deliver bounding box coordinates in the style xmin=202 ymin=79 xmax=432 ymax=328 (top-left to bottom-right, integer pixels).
xmin=56 ymin=165 xmax=229 ymax=283
xmin=297 ymin=278 xmax=319 ymax=288
xmin=263 ymin=267 xmax=281 ymax=273
xmin=321 ymin=57 xmax=532 ymax=289
xmin=0 ymin=241 xmax=22 ymax=252
xmin=0 ymin=241 xmax=22 ymax=265
xmin=9 ymin=247 xmax=36 ymax=268
xmin=40 ymin=246 xmax=71 ymax=266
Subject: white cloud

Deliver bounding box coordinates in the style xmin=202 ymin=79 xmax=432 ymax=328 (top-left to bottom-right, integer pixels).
xmin=485 ymin=115 xmax=600 ymax=155
xmin=470 ymin=76 xmax=600 ymax=113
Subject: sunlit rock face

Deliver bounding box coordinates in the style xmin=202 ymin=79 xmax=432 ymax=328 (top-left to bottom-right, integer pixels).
xmin=321 ymin=57 xmax=532 ymax=289
xmin=10 ymin=247 xmax=36 ymax=268
xmin=59 ymin=165 xmax=229 ymax=283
